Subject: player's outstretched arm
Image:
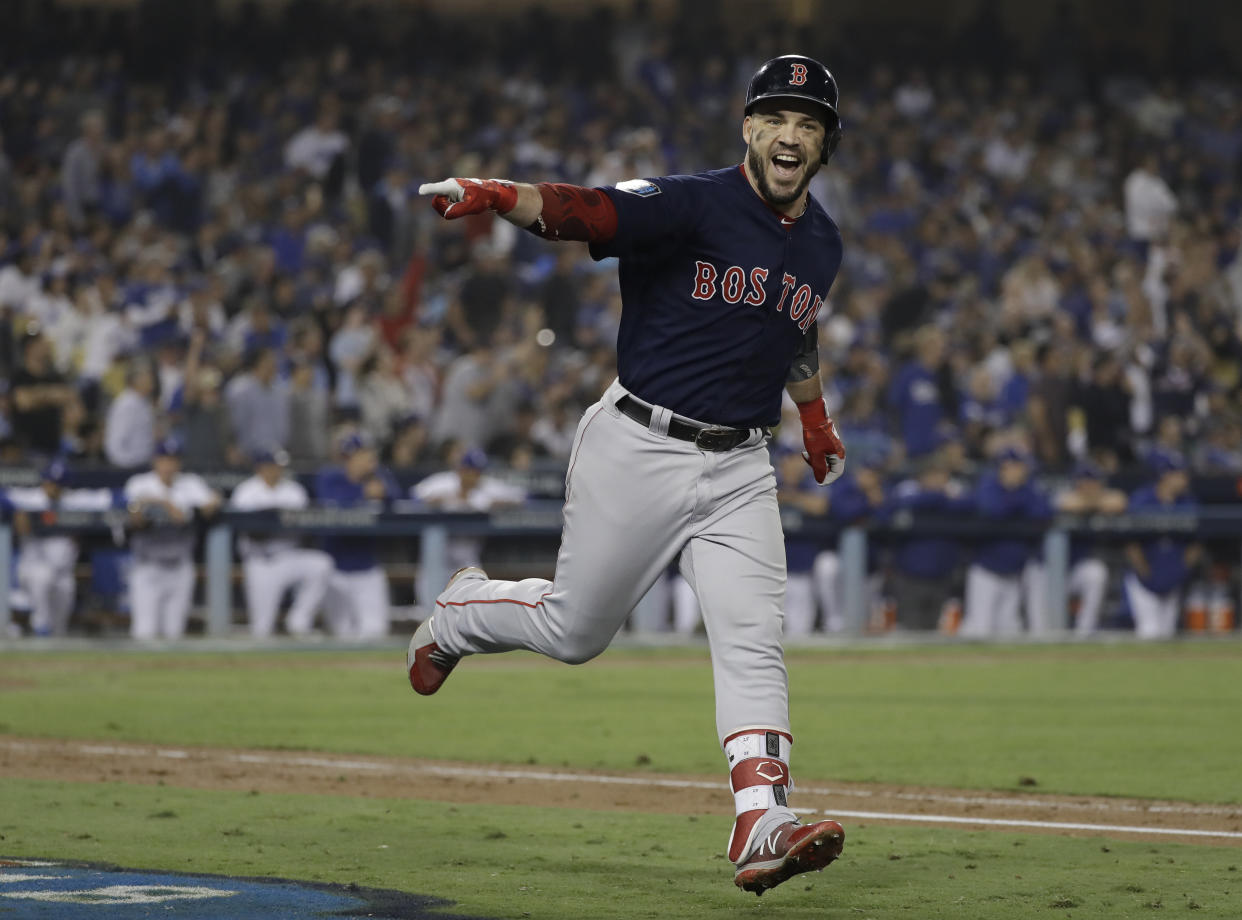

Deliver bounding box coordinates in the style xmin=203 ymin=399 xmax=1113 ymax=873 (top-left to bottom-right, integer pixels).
xmin=418 ymin=178 xmax=617 ymax=243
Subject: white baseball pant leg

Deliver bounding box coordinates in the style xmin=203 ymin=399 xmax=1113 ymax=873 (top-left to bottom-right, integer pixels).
xmin=811 ymin=551 xmax=843 ymax=633
xmin=782 ymin=573 xmax=816 ymax=637
xmin=326 ymin=568 xmax=390 ymax=639
xmin=1022 ymin=561 xmax=1048 ymax=635
xmin=281 ymin=550 xmax=334 ymax=635
xmin=961 ymin=564 xmax=1022 ymax=637
xmin=1123 ymin=573 xmax=1180 ymax=639
xmin=432 ymin=383 xmax=791 ymax=743
xmin=130 ymin=561 xmax=195 ymax=639
xmin=671 ymin=573 xmax=701 ymax=634
xmin=18 ymin=559 xmax=76 ymax=635
xmin=629 ymin=573 xmax=672 ymax=632
xmin=244 ymin=551 xmax=333 ymax=637
xmin=1070 ymin=558 xmax=1109 ymax=636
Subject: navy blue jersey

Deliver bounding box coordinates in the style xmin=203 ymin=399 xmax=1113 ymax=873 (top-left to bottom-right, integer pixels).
xmin=1128 ymin=486 xmax=1196 ymax=594
xmin=972 ymin=473 xmax=1053 ymax=575
xmin=314 ymin=466 xmax=399 ymax=572
xmin=589 ymin=166 xmax=844 ymax=428
xmin=885 ymin=479 xmax=973 ymax=579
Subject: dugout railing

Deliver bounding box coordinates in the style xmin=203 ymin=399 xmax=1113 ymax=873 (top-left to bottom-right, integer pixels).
xmin=2 ymin=505 xmax=1240 ymax=636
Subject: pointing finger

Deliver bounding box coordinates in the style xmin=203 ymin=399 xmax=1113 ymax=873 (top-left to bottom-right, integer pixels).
xmin=418 ymin=179 xmax=464 ymax=200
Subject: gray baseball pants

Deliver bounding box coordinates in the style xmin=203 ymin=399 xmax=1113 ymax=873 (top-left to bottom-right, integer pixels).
xmin=431 ymin=379 xmax=791 ymax=744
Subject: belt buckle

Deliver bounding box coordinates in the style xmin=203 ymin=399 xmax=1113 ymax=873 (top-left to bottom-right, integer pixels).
xmin=694 ymin=426 xmax=737 ymax=451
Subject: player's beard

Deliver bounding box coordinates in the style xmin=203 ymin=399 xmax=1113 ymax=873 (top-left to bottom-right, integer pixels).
xmin=748 ymin=145 xmax=820 ymax=208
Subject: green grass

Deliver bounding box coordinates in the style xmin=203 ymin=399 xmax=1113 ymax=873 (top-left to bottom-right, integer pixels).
xmin=2 ymin=642 xmax=1240 ymax=802
xmin=3 ymin=778 xmax=1240 ymax=920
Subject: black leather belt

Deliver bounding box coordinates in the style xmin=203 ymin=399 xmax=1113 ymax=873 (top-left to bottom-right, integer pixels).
xmin=616 ymin=394 xmax=755 ymax=452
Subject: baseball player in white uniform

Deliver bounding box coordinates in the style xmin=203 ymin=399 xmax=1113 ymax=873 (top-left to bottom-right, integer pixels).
xmin=229 ymin=450 xmax=333 ymax=637
xmin=123 ymin=437 xmax=221 ymax=639
xmin=410 ymin=56 xmax=851 ymax=893
xmin=4 ymin=462 xmax=114 ymax=636
xmin=411 ymin=447 xmax=525 ymax=605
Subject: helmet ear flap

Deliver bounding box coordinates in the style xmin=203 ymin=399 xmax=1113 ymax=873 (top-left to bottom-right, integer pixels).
xmin=821 ymin=120 xmax=843 ymax=164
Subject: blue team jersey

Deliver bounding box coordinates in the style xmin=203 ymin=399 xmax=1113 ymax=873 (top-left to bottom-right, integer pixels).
xmin=1128 ymin=486 xmax=1196 ymax=594
xmin=589 ymin=165 xmax=844 ymax=428
xmin=314 ymin=466 xmax=398 ymax=572
xmin=972 ymin=473 xmax=1053 ymax=575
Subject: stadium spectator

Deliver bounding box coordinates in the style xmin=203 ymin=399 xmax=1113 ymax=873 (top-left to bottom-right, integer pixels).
xmin=10 ymin=334 xmax=75 ymax=457
xmin=61 ymin=110 xmax=106 ymax=229
xmin=225 ymin=347 xmax=290 ymax=457
xmin=103 ymin=363 xmax=157 ymax=469
xmin=887 ymin=325 xmax=950 ymax=459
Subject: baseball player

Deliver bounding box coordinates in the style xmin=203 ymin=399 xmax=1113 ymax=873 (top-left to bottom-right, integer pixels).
xmin=2 ymin=461 xmax=114 ymax=636
xmin=885 ymin=451 xmax=973 ymax=631
xmin=1124 ymin=451 xmax=1201 ymax=639
xmin=315 ymin=432 xmax=399 ymax=639
xmin=410 ymin=55 xmax=848 ymax=893
xmin=123 ymin=437 xmax=221 ymax=639
xmin=229 ymin=449 xmax=333 ymax=637
xmin=1050 ymin=461 xmax=1126 ymax=636
xmin=810 ymin=466 xmax=887 ymax=633
xmin=960 ymin=447 xmax=1053 ymax=637
xmin=410 ymin=447 xmax=526 ymax=605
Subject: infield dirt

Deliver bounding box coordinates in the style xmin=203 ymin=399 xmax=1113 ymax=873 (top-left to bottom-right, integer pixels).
xmin=2 ymin=736 xmax=1238 ymax=847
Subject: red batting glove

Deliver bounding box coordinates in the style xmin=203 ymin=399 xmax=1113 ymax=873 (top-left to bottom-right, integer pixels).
xmin=797 ymin=397 xmax=846 ymax=485
xmin=417 ymin=178 xmax=518 ymax=219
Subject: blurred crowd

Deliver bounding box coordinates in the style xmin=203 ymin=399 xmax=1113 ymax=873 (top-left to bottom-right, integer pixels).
xmin=1 ymin=2 xmax=1241 ymax=640
xmin=0 ymin=3 xmax=1240 ymax=484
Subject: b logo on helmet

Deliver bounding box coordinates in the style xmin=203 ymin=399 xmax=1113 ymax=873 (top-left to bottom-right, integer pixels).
xmin=789 ymin=63 xmax=808 ymax=86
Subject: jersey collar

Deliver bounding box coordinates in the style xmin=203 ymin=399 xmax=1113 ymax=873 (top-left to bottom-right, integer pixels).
xmin=738 ymin=162 xmax=807 ymax=227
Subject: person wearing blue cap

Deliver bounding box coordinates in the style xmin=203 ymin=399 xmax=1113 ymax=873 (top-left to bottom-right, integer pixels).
xmin=1047 ymin=461 xmax=1127 ymax=636
xmin=314 ymin=431 xmax=400 ymax=638
xmin=229 ymin=449 xmax=333 ymax=637
xmin=1123 ymin=451 xmax=1202 ymax=639
xmin=1 ymin=462 xmax=114 ymax=636
xmin=961 ymin=446 xmax=1053 ymax=637
xmin=123 ymin=437 xmax=221 ymax=639
xmin=411 ymin=447 xmax=526 ymax=607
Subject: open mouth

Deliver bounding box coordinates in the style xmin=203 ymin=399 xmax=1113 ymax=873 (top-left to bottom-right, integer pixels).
xmin=771 ymin=153 xmax=802 ymax=181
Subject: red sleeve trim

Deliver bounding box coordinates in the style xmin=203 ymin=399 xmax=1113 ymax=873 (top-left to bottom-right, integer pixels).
xmin=528 ymin=183 xmax=618 ymax=243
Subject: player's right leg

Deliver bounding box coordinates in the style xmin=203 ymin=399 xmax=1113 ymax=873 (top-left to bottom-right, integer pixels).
xmin=160 ymin=562 xmax=195 ymax=639
xmin=17 ymin=559 xmax=56 ymax=636
xmin=283 ymin=550 xmax=333 ymax=635
xmin=243 ymin=558 xmax=281 ymax=638
xmin=1070 ymin=558 xmax=1108 ymax=636
xmin=421 ymin=390 xmax=698 ymax=672
xmin=1124 ymin=573 xmax=1164 ymax=639
xmin=128 ymin=563 xmax=160 ymax=640
xmin=960 ymin=564 xmax=996 ymax=637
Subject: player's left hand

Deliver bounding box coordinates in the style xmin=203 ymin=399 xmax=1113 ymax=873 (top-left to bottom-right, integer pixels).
xmin=797 ymin=397 xmax=846 ymax=485
xmin=418 ymin=178 xmax=518 ymax=219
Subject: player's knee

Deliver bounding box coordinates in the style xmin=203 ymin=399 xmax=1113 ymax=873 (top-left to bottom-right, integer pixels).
xmin=554 ymin=631 xmax=610 ymax=666
xmin=1081 ymin=560 xmax=1108 ymax=586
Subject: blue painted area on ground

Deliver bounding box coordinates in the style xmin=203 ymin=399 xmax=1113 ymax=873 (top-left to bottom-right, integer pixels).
xmin=0 ymin=860 xmax=493 ymax=919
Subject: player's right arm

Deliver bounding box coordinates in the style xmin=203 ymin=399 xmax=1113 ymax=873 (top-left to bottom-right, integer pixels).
xmin=418 ymin=178 xmax=618 ymax=243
